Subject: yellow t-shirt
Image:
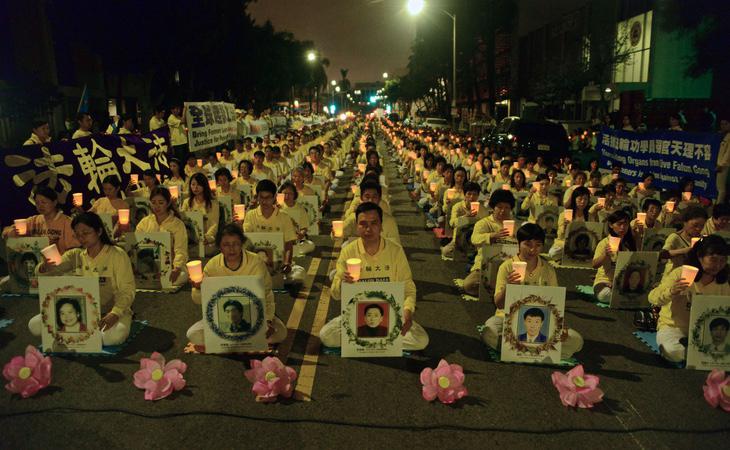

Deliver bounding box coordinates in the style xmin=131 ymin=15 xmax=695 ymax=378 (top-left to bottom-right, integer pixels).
xmin=331 ymin=237 xmax=416 ymax=312
xmin=280 ymin=203 xmax=310 ymax=231
xmin=39 ymin=245 xmax=135 ymax=317
xmin=180 ymin=198 xmax=220 ymax=243
xmin=662 ymin=232 xmax=691 ymax=276
xmin=191 ymin=251 xmax=275 ymax=320
xmin=342 ymin=211 xmax=400 ymax=244
xmin=135 ymin=214 xmax=189 ymax=270
xmin=149 ymin=116 xmax=166 ymax=132
xmin=494 ymin=255 xmax=558 ymax=316
xmin=243 ymin=207 xmax=296 ymax=243
xmin=24 ymin=212 xmax=80 ymax=254
xmin=471 ymin=215 xmax=515 ymax=272
xmin=89 ymin=197 xmax=124 ymax=215
xmin=649 ymin=267 xmax=730 ymax=332
xmin=592 ymin=237 xmax=616 ymax=287
xmin=167 ymin=114 xmax=187 ymax=146
xmin=72 ymin=129 xmax=92 ymax=139
xmin=521 ymin=192 xmax=557 ymax=223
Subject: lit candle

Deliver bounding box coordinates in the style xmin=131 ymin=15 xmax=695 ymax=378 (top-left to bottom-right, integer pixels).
xmin=512 ymin=261 xmax=527 ymax=283
xmin=682 ymin=192 xmax=691 ymax=202
xmin=429 ymin=182 xmax=438 ymax=193
xmin=233 ymin=204 xmax=246 ymax=221
xmin=358 ymin=163 xmax=366 ymax=173
xmin=346 ymin=258 xmax=362 ymax=282
xmin=491 ymin=168 xmax=498 ymax=177
xmin=216 ymin=152 xmax=222 ymax=160
xmin=231 ymin=169 xmax=239 ymax=178
xmin=470 ymin=201 xmax=480 ymax=215
xmin=41 ymin=244 xmax=62 ymax=265
xmin=503 ymin=220 xmax=516 ymax=237
xmin=169 ymin=185 xmax=180 ymax=200
xmin=351 ymin=185 xmax=358 ymax=194
xmin=186 ymin=260 xmax=203 ymax=283
xmin=597 ymin=197 xmax=606 ymax=207
xmin=691 ymin=237 xmax=700 ymax=247
xmin=565 ymin=179 xmax=572 ymax=187
xmin=277 ymin=193 xmax=285 ymax=205
xmin=564 ymin=209 xmax=573 ymax=222
xmin=513 ymin=161 xmax=519 ymax=169
xmin=447 ymin=188 xmax=456 ymax=200
xmin=197 ymin=159 xmax=203 ymax=167
xmin=130 ymin=174 xmax=139 ymax=184
xmin=638 ymin=182 xmax=645 ymax=190
xmin=332 ymin=220 xmax=344 ymax=237
xmin=637 ymin=212 xmax=646 ymax=225
xmin=502 ymin=184 xmax=510 ymax=191
xmin=72 ymin=193 xmax=83 ymax=207
xmin=118 ymin=209 xmax=130 ymax=225
xmin=14 ymin=218 xmax=28 ymax=236
xmin=680 ymin=265 xmax=700 ymax=286
xmin=666 ymin=201 xmax=676 ymax=212
xmin=208 ymin=179 xmax=216 ymax=191
xmin=608 ymin=236 xmax=621 ymax=253
xmin=532 ymin=182 xmax=540 ymax=191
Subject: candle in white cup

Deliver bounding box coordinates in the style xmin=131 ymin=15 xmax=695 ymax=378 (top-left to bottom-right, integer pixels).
xmin=277 ymin=193 xmax=285 ymax=205
xmin=332 ymin=220 xmax=344 ymax=237
xmin=429 ymin=182 xmax=438 ymax=193
xmin=358 ymin=163 xmax=366 ymax=173
xmin=169 ymin=185 xmax=180 ymax=200
xmin=233 ymin=204 xmax=246 ymax=221
xmin=638 ymin=182 xmax=645 ymax=190
xmin=682 ymin=192 xmax=691 ymax=201
xmin=14 ymin=218 xmax=28 ymax=236
xmin=512 ymin=261 xmax=527 ymax=283
xmin=470 ymin=202 xmax=480 ymax=215
xmin=564 ymin=209 xmax=573 ymax=222
xmin=597 ymin=197 xmax=606 ymax=207
xmin=346 ymin=258 xmax=362 ymax=281
xmin=197 ymin=159 xmax=203 ymax=167
xmin=118 ymin=209 xmax=130 ymax=225
xmin=72 ymin=193 xmax=83 ymax=207
xmin=130 ymin=174 xmax=139 ymax=184
xmin=666 ymin=201 xmax=676 ymax=212
xmin=502 ymin=184 xmax=510 ymax=191
xmin=680 ymin=265 xmax=700 ymax=286
xmin=513 ymin=161 xmax=519 ymax=169
xmin=208 ymin=179 xmax=216 ymax=191
xmin=565 ymin=179 xmax=572 ymax=187
xmin=532 ymin=181 xmax=540 ymax=191
xmin=447 ymin=188 xmax=456 ymax=200
xmin=186 ymin=260 xmax=203 ymax=283
xmin=504 ymin=220 xmax=516 ymax=237
xmin=637 ymin=212 xmax=646 ymax=225
xmin=41 ymin=244 xmax=62 ymax=265
xmin=608 ymin=236 xmax=621 ymax=253
xmin=691 ymin=237 xmax=700 ymax=247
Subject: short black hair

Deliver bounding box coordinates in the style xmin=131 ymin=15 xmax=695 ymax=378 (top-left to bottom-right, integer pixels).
xmin=682 ymin=205 xmax=709 ymax=222
xmin=355 ymin=202 xmax=383 ymax=223
xmin=256 ymin=179 xmax=277 ymax=196
xmin=216 ymin=223 xmax=246 ymax=247
xmin=33 ymin=185 xmax=59 ymax=204
xmin=488 ymin=189 xmax=515 ymax=209
xmin=710 ymin=317 xmax=730 ymax=330
xmin=214 ymin=167 xmax=233 ymax=182
xmin=359 ymin=180 xmax=382 ymax=199
xmin=643 ymin=198 xmax=662 ymax=211
xmin=55 ymin=298 xmax=82 ymax=329
xmin=523 ymin=308 xmax=545 ymax=321
xmin=31 ymin=119 xmax=49 ymax=130
xmin=279 ymin=181 xmax=298 ymax=200
xmin=516 ymin=222 xmax=546 ymax=244
xmin=223 ymin=300 xmax=243 ymax=313
xmin=463 ymin=181 xmax=481 ymax=194
xmin=364 ymin=303 xmax=384 ymax=316
xmin=253 ymin=150 xmax=265 ymax=158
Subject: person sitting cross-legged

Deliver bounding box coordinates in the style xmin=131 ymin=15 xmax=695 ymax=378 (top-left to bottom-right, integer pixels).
xmin=318 ymin=202 xmax=429 ymax=351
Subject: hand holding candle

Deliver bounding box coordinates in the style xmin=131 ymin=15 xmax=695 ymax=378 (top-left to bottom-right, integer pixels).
xmin=233 ymin=204 xmax=246 ymax=221
xmin=186 ymin=260 xmax=203 ymax=283
xmin=118 ymin=209 xmax=130 ymax=225
xmin=512 ymin=261 xmax=527 ymax=283
xmin=72 ymin=193 xmax=83 ymax=207
xmin=41 ymin=244 xmax=62 ymax=265
xmin=470 ymin=201 xmax=480 ymax=215
xmin=564 ymin=209 xmax=573 ymax=222
xmin=346 ymin=258 xmax=362 ymax=282
xmin=332 ymin=220 xmax=344 ymax=238
xmin=14 ymin=218 xmax=28 ymax=236
xmin=503 ymin=220 xmax=516 ymax=237
xmin=608 ymin=236 xmax=621 ymax=253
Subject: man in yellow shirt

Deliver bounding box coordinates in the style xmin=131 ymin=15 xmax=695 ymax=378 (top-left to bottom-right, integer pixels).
xmin=318 ymin=202 xmax=429 ymax=350
xmin=23 ymin=119 xmax=51 ymax=146
xmin=251 ymin=151 xmax=275 ymax=182
xmin=72 ymin=112 xmax=93 ymax=139
xmin=342 ymin=181 xmax=400 ymax=245
xmin=149 ymin=106 xmax=166 ymax=132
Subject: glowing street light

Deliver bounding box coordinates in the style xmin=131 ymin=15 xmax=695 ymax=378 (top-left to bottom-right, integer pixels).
xmin=406 ymin=0 xmax=425 ymax=15
xmin=331 ymin=80 xmax=337 ymax=86
xmin=383 ymin=72 xmax=389 ymax=79
xmin=335 ymin=86 xmax=341 ymax=93
xmin=306 ymin=51 xmax=316 ymax=62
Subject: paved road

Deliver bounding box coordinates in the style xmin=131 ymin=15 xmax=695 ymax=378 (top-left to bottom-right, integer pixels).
xmin=0 ymin=141 xmax=728 ymax=449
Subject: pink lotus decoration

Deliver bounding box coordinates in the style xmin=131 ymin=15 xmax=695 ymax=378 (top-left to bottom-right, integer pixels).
xmin=703 ymin=369 xmax=730 ymax=412
xmin=552 ymin=365 xmax=604 ymax=408
xmin=133 ymin=352 xmax=187 ymax=401
xmin=3 ymin=345 xmax=52 ymax=398
xmin=244 ymin=356 xmax=297 ymax=402
xmin=420 ymin=359 xmax=468 ymax=404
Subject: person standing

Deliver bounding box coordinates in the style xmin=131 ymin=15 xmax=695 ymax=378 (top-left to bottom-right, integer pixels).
xmin=168 ymin=105 xmax=189 ymax=163
xmin=72 ymin=112 xmax=93 ymax=139
xmin=149 ymin=106 xmax=166 ymax=132
xmin=716 ymin=118 xmax=730 ymax=204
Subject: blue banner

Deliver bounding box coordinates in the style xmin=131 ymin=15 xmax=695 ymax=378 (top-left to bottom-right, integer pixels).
xmin=597 ymin=127 xmax=722 ymax=198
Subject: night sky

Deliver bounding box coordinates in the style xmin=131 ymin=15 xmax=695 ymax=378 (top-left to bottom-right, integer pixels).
xmin=248 ymin=0 xmax=416 ymax=83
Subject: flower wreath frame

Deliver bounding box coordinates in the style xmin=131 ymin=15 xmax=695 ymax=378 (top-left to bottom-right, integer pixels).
xmin=40 ymin=284 xmax=100 ymax=345
xmin=205 ymin=286 xmax=265 ymax=341
xmin=642 ymin=229 xmax=672 ymax=252
xmin=615 ymin=259 xmax=655 ymax=300
xmin=565 ymin=225 xmax=600 ymax=262
xmin=342 ymin=290 xmax=403 ymax=349
xmin=248 ymin=240 xmax=283 ymax=262
xmin=503 ymin=294 xmax=565 ymax=355
xmin=182 ymin=214 xmax=204 ymax=245
xmin=691 ymin=305 xmax=730 ymax=361
xmin=127 ymin=237 xmax=172 ymax=282
xmin=9 ymin=241 xmax=44 ymax=284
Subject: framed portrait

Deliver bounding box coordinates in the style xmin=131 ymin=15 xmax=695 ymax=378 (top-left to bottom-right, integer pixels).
xmin=181 ymin=211 xmax=205 ymax=259
xmin=201 ymin=276 xmax=268 ymax=353
xmin=341 ymin=282 xmax=404 ymax=358
xmin=513 ymin=192 xmax=530 ymax=221
xmin=124 ymin=232 xmax=173 ymax=291
xmin=4 ymin=237 xmax=49 ymax=294
xmin=609 ymin=251 xmax=659 ymax=309
xmin=535 ymin=205 xmax=560 ymax=248
xmin=641 ymin=227 xmax=675 ymax=252
xmin=687 ymin=295 xmax=730 ymax=371
xmin=245 ymin=232 xmax=284 ymax=265
xmin=217 ymin=194 xmax=233 ymax=224
xmin=97 ymin=213 xmax=116 ymax=240
xmin=38 ymin=276 xmax=102 ymax=353
xmin=501 ymin=285 xmax=566 ymax=364
xmin=236 ymin=183 xmax=252 ymax=206
xmin=299 ymin=194 xmax=321 ymax=235
xmin=130 ymin=197 xmax=152 ymax=229
xmin=562 ymin=221 xmax=604 ymax=268
xmin=478 ymin=243 xmax=519 ymax=303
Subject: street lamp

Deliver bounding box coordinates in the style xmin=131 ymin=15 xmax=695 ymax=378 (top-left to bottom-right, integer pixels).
xmin=306 ymin=51 xmax=316 ymax=62
xmin=383 ymin=72 xmax=389 ymax=79
xmin=331 ymin=80 xmax=337 ymax=86
xmin=407 ymin=0 xmax=457 ymax=131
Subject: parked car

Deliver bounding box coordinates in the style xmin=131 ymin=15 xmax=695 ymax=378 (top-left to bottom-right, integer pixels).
xmin=485 ymin=117 xmax=570 ymax=162
xmin=422 ymin=117 xmax=450 ymax=130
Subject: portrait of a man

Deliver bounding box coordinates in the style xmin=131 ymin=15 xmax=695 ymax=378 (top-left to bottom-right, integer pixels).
xmin=357 ymin=303 xmax=388 ymax=338
xmin=221 ymin=299 xmax=251 ymax=333
xmin=707 ymin=317 xmax=730 ymax=354
xmin=518 ymin=307 xmax=548 ymax=344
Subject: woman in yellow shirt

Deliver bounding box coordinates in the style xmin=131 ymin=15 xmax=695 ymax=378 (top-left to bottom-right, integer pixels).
xmin=279 ymin=181 xmax=315 ymax=256
xmin=521 ymin=174 xmax=557 ymax=223
xmin=649 ymin=235 xmax=730 ymax=362
xmin=463 ymin=189 xmax=516 ymax=296
xmin=135 ymin=187 xmax=189 ymax=286
xmin=31 ymin=212 xmax=135 ymax=345
xmin=187 ymin=224 xmax=287 ymax=350
xmin=441 ymin=182 xmax=481 ymax=259
xmin=593 ymin=210 xmax=637 ymax=303
xmin=2 ymin=186 xmax=80 ymax=254
xmin=181 ymin=172 xmax=220 ymax=256
xmin=661 ymin=206 xmax=707 ymax=276
xmin=482 ymin=223 xmax=583 ymax=358
xmin=163 ymin=158 xmax=187 ymax=198
xmin=214 ymin=167 xmax=242 ymax=205
xmin=548 ymin=186 xmax=590 ymax=260
xmin=87 ymin=176 xmax=128 ymax=216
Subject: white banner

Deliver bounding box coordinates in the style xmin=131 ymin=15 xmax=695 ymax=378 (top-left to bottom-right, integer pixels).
xmin=185 ymin=101 xmax=237 ymax=153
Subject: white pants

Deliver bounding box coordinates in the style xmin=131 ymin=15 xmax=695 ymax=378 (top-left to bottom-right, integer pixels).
xmin=594 ymin=285 xmax=612 ymax=304
xmin=319 ymin=315 xmax=429 ymax=351
xmin=463 ymin=270 xmax=481 ymax=296
xmin=294 ymin=239 xmax=315 ymax=256
xmin=29 ymin=312 xmax=132 ymax=347
xmin=656 ymin=326 xmax=687 ymax=363
xmin=186 ymin=315 xmax=287 ymax=346
xmin=481 ymin=314 xmax=583 ymax=359
xmin=171 ymin=268 xmax=189 ymax=286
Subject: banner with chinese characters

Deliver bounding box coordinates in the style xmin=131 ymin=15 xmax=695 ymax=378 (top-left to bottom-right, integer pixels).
xmin=597 ymin=127 xmax=722 ymax=197
xmin=184 ymin=101 xmax=237 ymax=153
xmin=1 ymin=128 xmax=171 ymax=227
